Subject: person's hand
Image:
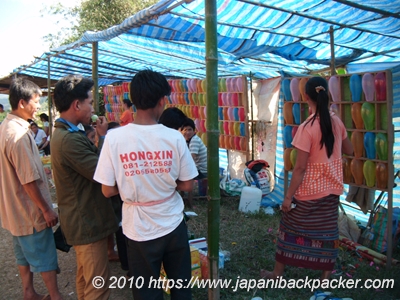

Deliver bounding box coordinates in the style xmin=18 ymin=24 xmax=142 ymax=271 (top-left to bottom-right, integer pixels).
xmin=281 ymin=196 xmax=293 ymax=213
xmin=96 ymin=116 xmax=108 ymax=137
xmin=43 ymin=208 xmax=58 ymax=227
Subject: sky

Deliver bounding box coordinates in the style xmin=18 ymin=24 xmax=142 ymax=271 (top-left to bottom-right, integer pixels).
xmin=0 ymin=0 xmax=79 ymax=78
xmin=0 ymin=0 xmax=79 ymax=108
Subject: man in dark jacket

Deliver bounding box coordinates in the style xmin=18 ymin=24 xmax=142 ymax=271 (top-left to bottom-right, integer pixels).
xmin=51 ymin=74 xmax=118 ymax=300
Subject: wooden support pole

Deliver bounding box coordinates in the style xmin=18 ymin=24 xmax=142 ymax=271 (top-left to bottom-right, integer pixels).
xmin=47 ymin=57 xmax=52 ymax=138
xmin=330 ymin=26 xmax=336 ymax=76
xmin=92 ymin=42 xmax=99 ymax=113
xmin=205 ymin=0 xmax=220 ymax=299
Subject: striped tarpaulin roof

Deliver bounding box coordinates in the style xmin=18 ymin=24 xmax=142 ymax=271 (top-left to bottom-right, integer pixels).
xmin=5 ymin=0 xmax=400 ymax=82
xmin=4 ymin=0 xmax=400 ymax=223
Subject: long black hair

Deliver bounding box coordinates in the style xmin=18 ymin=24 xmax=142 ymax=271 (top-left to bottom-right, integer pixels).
xmin=304 ymin=77 xmax=334 ymax=158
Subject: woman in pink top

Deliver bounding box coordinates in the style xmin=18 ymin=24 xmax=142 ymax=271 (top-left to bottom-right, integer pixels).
xmin=262 ymin=77 xmax=353 ymax=281
xmin=119 ymin=99 xmax=134 ymax=126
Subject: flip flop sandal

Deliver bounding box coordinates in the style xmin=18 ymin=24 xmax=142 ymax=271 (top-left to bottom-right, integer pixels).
xmin=324 ymin=297 xmax=353 ymax=300
xmin=309 ymin=291 xmax=332 ymax=300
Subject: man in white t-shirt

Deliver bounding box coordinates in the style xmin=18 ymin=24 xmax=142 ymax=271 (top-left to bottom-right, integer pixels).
xmin=94 ymin=70 xmax=197 ymax=300
xmin=30 ymin=122 xmax=47 ymax=146
xmin=30 ymin=122 xmax=50 ymax=155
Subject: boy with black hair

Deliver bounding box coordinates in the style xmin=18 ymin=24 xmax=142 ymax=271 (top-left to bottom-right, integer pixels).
xmin=94 ymin=69 xmax=197 ymax=300
xmin=159 ymin=106 xmax=187 ymax=130
xmin=180 ymin=117 xmax=208 ymax=180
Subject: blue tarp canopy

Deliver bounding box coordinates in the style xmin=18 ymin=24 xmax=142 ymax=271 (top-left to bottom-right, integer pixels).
xmin=2 ymin=0 xmax=399 ymax=261
xmin=4 ymin=0 xmax=400 ymax=84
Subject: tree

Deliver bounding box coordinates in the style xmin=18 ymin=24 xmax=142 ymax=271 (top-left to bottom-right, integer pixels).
xmin=42 ymin=0 xmax=158 ymax=47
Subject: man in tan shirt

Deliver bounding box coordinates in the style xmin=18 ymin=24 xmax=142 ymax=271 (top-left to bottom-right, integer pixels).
xmin=0 ymin=78 xmax=62 ymax=300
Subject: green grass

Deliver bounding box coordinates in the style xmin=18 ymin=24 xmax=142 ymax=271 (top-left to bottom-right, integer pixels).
xmin=174 ymin=195 xmax=400 ymax=300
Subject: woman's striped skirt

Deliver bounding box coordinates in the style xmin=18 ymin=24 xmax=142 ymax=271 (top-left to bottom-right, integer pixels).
xmin=275 ymin=194 xmax=340 ymax=270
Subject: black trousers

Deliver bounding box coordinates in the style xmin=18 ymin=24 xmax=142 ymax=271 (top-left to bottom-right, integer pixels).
xmin=43 ymin=143 xmax=50 ymax=155
xmin=116 ymin=227 xmax=129 ymax=271
xmin=126 ymin=219 xmax=192 ymax=300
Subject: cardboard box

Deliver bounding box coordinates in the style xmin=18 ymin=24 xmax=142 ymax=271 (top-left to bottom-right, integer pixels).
xmin=189 ymin=237 xmax=207 ymax=250
xmin=189 ymin=239 xmax=226 ymax=270
xmin=190 ymin=246 xmax=201 ymax=270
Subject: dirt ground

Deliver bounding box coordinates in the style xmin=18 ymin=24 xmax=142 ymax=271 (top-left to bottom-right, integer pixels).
xmin=0 ymin=225 xmax=133 ymax=299
xmin=0 ymin=169 xmax=133 ymax=299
